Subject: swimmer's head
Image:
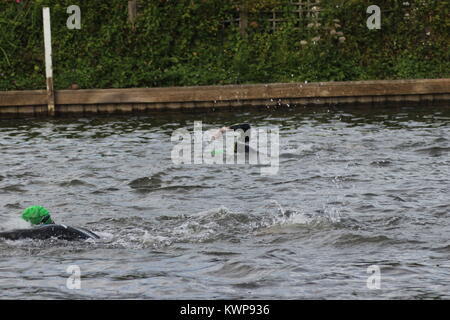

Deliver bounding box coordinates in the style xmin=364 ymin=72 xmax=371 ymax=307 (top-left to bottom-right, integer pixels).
xmin=229 ymin=123 xmax=251 ymax=132
xmin=22 ymin=206 xmax=54 ymax=225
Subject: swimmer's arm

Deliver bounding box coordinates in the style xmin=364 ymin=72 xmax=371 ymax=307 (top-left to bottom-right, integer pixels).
xmin=212 ymin=124 xmax=250 ymax=140
xmin=212 ymin=126 xmax=230 ymax=140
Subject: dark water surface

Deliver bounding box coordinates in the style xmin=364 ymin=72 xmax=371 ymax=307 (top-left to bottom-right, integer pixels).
xmin=0 ymin=105 xmax=449 ymax=299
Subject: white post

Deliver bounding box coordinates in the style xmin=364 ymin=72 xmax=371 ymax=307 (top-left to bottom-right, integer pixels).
xmin=43 ymin=7 xmax=55 ymax=116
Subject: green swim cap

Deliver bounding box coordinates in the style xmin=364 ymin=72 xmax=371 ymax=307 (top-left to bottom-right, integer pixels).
xmin=22 ymin=206 xmax=54 ymax=225
xmin=211 ymin=149 xmax=224 ymax=156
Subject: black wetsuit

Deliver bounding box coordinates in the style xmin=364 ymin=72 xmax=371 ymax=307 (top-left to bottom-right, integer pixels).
xmin=229 ymin=123 xmax=251 ymax=152
xmin=0 ymin=224 xmax=100 ymax=241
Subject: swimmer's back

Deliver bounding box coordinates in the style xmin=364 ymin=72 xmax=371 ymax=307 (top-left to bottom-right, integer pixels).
xmin=0 ymin=224 xmax=99 ymax=241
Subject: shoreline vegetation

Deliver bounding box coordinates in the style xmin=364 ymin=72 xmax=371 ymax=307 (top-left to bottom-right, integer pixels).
xmin=0 ymin=0 xmax=449 ymax=91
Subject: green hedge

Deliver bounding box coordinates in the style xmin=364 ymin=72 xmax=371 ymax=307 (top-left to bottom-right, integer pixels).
xmin=0 ymin=0 xmax=449 ymax=90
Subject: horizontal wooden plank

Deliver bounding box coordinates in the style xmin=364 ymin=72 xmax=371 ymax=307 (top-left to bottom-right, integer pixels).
xmin=0 ymin=90 xmax=47 ymax=107
xmin=55 ymin=79 xmax=450 ymax=105
xmin=0 ymin=79 xmax=449 ymax=107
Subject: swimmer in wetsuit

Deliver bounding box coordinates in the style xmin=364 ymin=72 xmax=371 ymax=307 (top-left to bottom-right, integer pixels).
xmin=0 ymin=206 xmax=99 ymax=241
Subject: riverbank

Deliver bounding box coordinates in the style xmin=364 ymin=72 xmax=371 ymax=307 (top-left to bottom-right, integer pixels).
xmin=1 ymin=78 xmax=449 ymax=119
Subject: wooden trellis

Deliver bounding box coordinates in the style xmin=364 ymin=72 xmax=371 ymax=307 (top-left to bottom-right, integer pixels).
xmin=293 ymin=0 xmax=321 ymax=21
xmin=264 ymin=1 xmax=321 ymax=31
xmin=237 ymin=0 xmax=321 ymax=34
xmin=127 ymin=0 xmax=321 ymax=33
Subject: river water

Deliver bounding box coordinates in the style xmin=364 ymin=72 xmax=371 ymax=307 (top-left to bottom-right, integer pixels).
xmin=0 ymin=104 xmax=449 ymax=299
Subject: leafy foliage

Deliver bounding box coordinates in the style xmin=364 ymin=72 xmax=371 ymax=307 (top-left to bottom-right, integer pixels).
xmin=0 ymin=0 xmax=448 ymax=90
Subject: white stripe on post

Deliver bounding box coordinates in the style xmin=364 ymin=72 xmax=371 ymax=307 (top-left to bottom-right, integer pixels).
xmin=43 ymin=7 xmax=55 ymax=115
